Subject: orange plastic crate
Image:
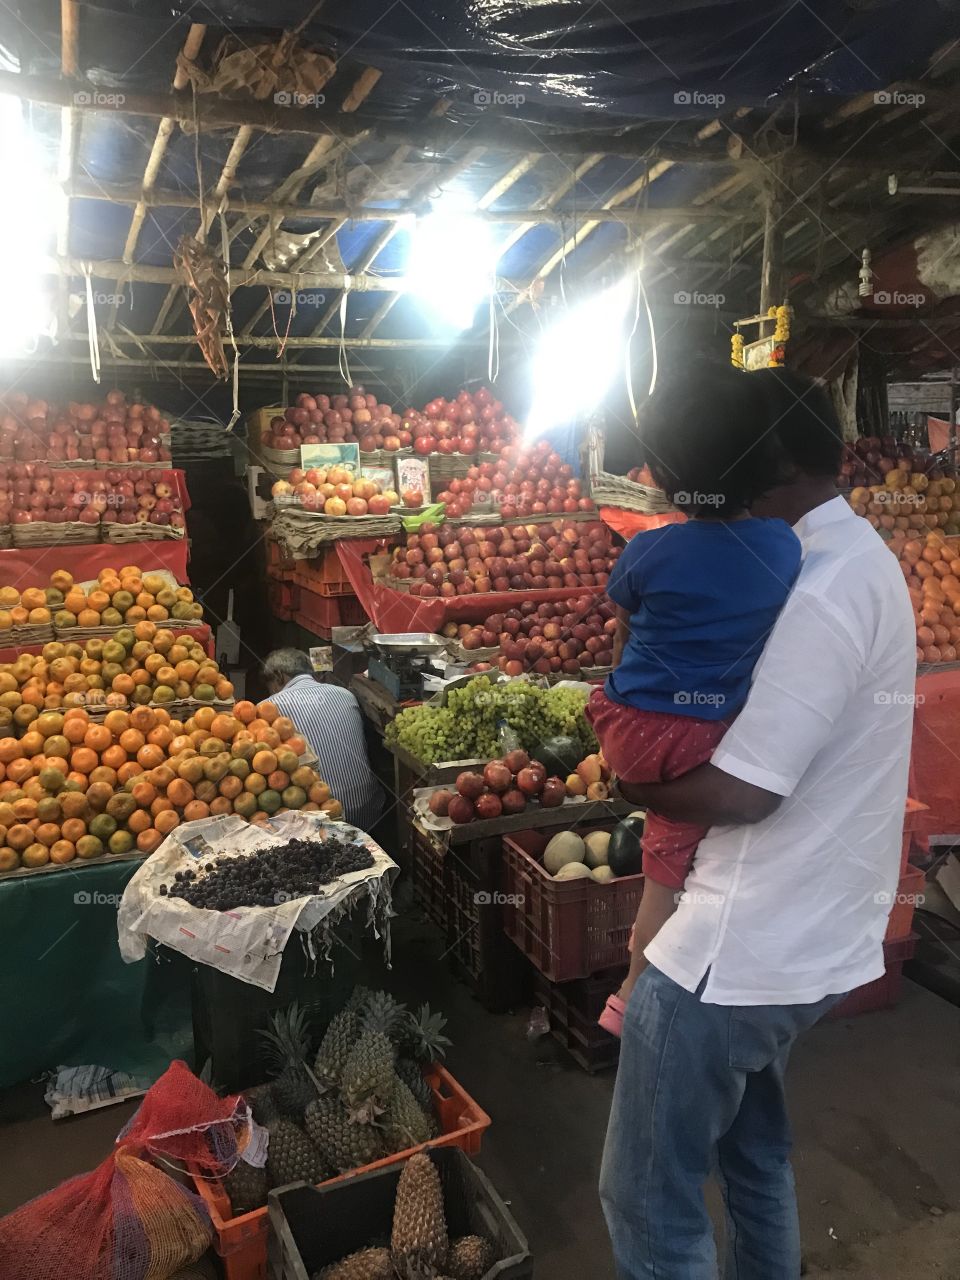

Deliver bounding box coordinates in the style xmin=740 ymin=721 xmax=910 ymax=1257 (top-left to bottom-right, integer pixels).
xmin=502 ymin=828 xmax=644 ymax=983
xmin=192 ymin=1064 xmax=490 ymax=1280
xmin=292 ymin=547 xmax=353 ymax=597
xmin=901 ymin=797 xmax=929 ymax=873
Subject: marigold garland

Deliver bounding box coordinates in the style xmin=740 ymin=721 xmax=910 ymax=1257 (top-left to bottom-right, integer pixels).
xmin=731 ymin=332 xmax=745 ymax=370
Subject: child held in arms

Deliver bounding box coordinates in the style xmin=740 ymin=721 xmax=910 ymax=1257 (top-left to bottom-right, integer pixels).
xmin=588 ymin=362 xmax=802 ymax=1036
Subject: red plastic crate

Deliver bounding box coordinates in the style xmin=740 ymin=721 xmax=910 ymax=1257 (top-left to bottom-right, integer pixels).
xmin=267 ymin=581 xmax=298 ymax=622
xmin=884 ymin=862 xmax=926 ymax=941
xmin=294 ymin=588 xmax=369 ymax=639
xmin=265 ymin=538 xmax=296 ymax=582
xmin=502 ymin=828 xmax=644 ymax=983
xmin=292 ymin=547 xmax=353 ymax=597
xmin=192 ymin=1064 xmax=490 ymax=1280
xmin=901 ymin=797 xmax=929 ymax=873
xmin=827 ymin=934 xmax=917 ymax=1020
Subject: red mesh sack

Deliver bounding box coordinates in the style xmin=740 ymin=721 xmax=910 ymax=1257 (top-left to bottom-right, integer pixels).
xmin=0 ymin=1061 xmax=246 ymax=1280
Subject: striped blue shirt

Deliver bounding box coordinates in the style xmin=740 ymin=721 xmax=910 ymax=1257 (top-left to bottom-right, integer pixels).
xmin=271 ymin=675 xmax=385 ymax=831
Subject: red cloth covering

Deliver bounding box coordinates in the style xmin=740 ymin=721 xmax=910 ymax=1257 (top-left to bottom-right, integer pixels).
xmin=911 ymin=666 xmax=960 ymax=833
xmin=0 ymin=537 xmax=189 ymax=588
xmin=336 ymin=538 xmax=606 ymax=632
xmin=599 ymin=506 xmax=686 ymax=541
xmin=0 ymin=622 xmax=214 ymax=664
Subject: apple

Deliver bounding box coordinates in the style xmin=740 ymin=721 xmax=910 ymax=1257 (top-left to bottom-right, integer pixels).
xmin=324 ymin=496 xmax=348 ymax=516
xmin=402 ymin=489 xmax=423 ymax=508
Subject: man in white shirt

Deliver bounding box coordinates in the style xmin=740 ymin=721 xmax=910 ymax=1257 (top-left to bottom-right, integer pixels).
xmin=600 ymin=370 xmax=916 ymax=1279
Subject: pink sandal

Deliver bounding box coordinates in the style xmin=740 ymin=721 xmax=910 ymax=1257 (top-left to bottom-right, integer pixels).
xmin=599 ymin=994 xmax=627 ymax=1038
xmin=599 ymin=924 xmax=637 ymax=1038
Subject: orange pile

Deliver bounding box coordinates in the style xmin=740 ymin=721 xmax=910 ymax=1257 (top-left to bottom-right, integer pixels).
xmin=0 ymin=699 xmax=341 ymax=874
xmin=0 ymin=565 xmax=203 ymax=634
xmin=850 ymin=471 xmax=960 ymax=538
xmin=893 ymin=530 xmax=960 ymax=662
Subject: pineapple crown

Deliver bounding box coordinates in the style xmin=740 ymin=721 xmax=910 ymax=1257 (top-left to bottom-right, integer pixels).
xmin=360 ymin=990 xmax=409 ymax=1042
xmin=258 ymin=1001 xmax=312 ymax=1074
xmin=403 ymin=1004 xmax=451 ymax=1062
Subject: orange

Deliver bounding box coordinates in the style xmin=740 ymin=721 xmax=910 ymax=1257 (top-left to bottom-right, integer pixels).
xmin=218 ymin=775 xmax=243 ymax=800
xmin=12 ymin=797 xmax=37 ymax=821
xmin=134 ymin=621 xmax=157 ymax=642
xmin=209 ymin=797 xmax=232 ymax=816
xmin=103 ymin=709 xmax=129 ymax=736
xmin=101 ymin=744 xmax=128 ymax=771
xmin=153 ymin=707 xmax=171 ymax=726
xmin=112 ymin=674 xmax=135 ymax=697
xmin=183 ymin=800 xmax=209 ymax=822
xmin=274 ymin=717 xmax=296 ymax=741
xmin=85 ymin=781 xmax=113 ymax=811
xmin=169 ymin=735 xmax=193 ymax=756
xmin=215 ymin=680 xmax=234 ymax=701
xmin=136 ymin=828 xmax=163 ymax=853
xmin=35 ymin=822 xmax=60 ymax=847
xmin=252 ymin=750 xmax=277 ymax=776
xmin=254 ymin=726 xmax=281 ymax=750
xmin=150 ymin=796 xmax=174 ymax=817
xmin=167 ymin=778 xmax=194 ymax=808
xmin=194 ymin=707 xmax=216 ymax=731
xmin=7 ymin=759 xmax=33 ymax=785
xmin=147 ymin=725 xmax=174 ymax=750
xmin=155 ymin=809 xmax=180 ymax=836
xmin=127 ymin=808 xmax=152 ymax=834
xmin=131 ymin=781 xmax=156 ymax=808
xmin=61 ymin=816 xmax=87 ymax=843
xmin=117 ymin=761 xmax=144 ymax=784
xmin=63 ymin=717 xmax=89 ymax=744
xmin=233 ymin=700 xmax=256 ymax=724
xmin=70 ymin=747 xmax=99 ymax=775
xmin=267 ymin=770 xmax=290 ymax=792
xmin=119 ymin=728 xmax=145 ymax=755
xmin=129 ymin=706 xmax=157 ymax=733
xmin=256 ymin=701 xmax=279 ymax=724
xmin=84 ymin=724 xmax=112 ymax=753
xmin=210 ymin=714 xmax=239 ymax=741
xmin=0 ymin=740 xmax=23 ymax=765
xmin=137 ymin=743 xmax=165 ymax=770
xmin=20 ymin=731 xmax=44 ymax=758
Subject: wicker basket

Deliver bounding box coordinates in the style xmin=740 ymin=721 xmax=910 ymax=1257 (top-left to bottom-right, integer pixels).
xmin=12 ymin=520 xmax=100 ymax=546
xmin=260 ymin=444 xmax=301 ymax=469
xmin=106 ymin=522 xmax=185 ymax=543
xmin=358 ymin=447 xmax=412 ymax=466
xmin=428 ymin=453 xmax=476 ymax=484
xmin=588 ymin=471 xmax=675 ymax=513
xmin=49 ymin=458 xmax=96 ymax=469
xmin=0 ymin=526 xmax=10 ymax=549
xmin=9 ymin=623 xmax=56 ymax=646
xmin=54 ymin=621 xmax=205 ymax=643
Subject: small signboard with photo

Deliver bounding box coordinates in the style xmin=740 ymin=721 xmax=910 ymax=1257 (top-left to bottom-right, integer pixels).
xmin=300 ymin=442 xmax=361 ymax=475
xmin=396 ymin=456 xmax=431 ymax=507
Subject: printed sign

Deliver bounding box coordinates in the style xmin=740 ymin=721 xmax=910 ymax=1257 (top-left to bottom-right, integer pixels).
xmin=743 ymin=336 xmax=776 ymax=372
xmin=309 ymin=645 xmax=333 ymax=672
xmin=396 ymin=456 xmax=431 ymax=505
xmin=361 ymin=464 xmax=397 ymax=492
xmin=300 ymin=442 xmax=361 ymax=474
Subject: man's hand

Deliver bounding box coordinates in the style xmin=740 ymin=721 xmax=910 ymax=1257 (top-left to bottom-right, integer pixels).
xmin=618 ymin=762 xmax=781 ymax=827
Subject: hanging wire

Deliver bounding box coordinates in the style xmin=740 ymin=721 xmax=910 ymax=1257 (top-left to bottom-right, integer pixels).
xmin=638 ymin=271 xmax=658 ymax=397
xmin=338 ymin=286 xmax=353 ymax=386
xmin=218 ymin=204 xmax=241 ymax=430
xmin=83 ymin=263 xmax=101 ymax=383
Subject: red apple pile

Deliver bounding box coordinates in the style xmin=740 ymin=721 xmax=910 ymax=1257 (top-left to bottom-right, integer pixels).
xmin=263 ymin=386 xmax=397 ymax=452
xmin=492 ymin=441 xmax=593 ymax=519
xmin=453 ymin=594 xmax=617 ymax=675
xmin=0 ymin=464 xmax=184 ymax=529
xmin=428 ymin=750 xmax=567 ymax=824
xmin=376 ymin=385 xmax=521 ymax=459
xmin=271 ymin=464 xmax=399 ymax=517
xmin=0 ymin=390 xmax=171 ymax=465
xmin=390 ymin=519 xmax=621 ymax=599
xmin=836 ymin=436 xmax=928 ymax=491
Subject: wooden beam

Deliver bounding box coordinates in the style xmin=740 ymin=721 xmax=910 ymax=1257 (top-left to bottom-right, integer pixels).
xmin=66 ymin=180 xmax=767 ymax=225
xmin=55 ymin=0 xmax=81 ymax=333
xmin=109 ymin=22 xmax=207 ymax=334
xmin=758 ymin=174 xmax=785 ymax=334
xmin=64 ymin=329 xmax=494 ymax=349
xmin=0 ymin=68 xmax=766 ymax=163
xmin=49 ymin=255 xmax=419 ymax=290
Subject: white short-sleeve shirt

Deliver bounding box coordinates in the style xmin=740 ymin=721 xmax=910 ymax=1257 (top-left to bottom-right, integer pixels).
xmin=644 ymin=497 xmax=917 ymax=1005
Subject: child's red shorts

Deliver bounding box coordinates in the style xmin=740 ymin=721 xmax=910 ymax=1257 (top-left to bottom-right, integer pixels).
xmin=585 ymin=687 xmax=733 ymax=890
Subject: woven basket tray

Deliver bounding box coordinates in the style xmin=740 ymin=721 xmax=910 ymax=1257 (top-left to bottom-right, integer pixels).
xmin=588 ymin=471 xmax=675 ymax=513
xmin=12 ymin=521 xmax=100 ymax=546
xmin=7 ymin=624 xmax=56 ymax=646
xmin=49 ymin=458 xmax=97 ymax=469
xmin=0 ymin=526 xmax=10 ymax=549
xmin=428 ymin=453 xmax=476 ymax=482
xmin=54 ymin=621 xmax=206 ymax=644
xmin=358 ymin=447 xmax=412 ymax=466
xmin=260 ymin=445 xmax=301 ymax=469
xmin=106 ymin=523 xmax=185 ymax=543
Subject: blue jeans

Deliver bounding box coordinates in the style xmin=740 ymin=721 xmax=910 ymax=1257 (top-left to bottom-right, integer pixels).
xmin=599 ymin=966 xmax=841 ymax=1279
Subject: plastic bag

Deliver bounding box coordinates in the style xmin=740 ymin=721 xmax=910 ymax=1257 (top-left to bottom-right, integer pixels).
xmin=0 ymin=1061 xmax=246 ymax=1280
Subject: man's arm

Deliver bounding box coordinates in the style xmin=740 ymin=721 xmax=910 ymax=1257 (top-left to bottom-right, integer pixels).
xmin=618 ymin=763 xmax=781 ymax=827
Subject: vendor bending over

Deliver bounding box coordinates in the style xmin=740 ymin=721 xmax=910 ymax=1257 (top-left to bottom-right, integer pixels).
xmin=263 ymin=649 xmax=384 ymax=832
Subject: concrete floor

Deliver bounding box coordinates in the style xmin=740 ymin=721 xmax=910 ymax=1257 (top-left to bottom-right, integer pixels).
xmin=2 ymin=916 xmax=959 ymax=1279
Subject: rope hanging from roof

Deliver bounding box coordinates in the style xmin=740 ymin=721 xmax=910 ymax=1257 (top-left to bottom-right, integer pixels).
xmin=173 ymin=234 xmax=230 ymax=379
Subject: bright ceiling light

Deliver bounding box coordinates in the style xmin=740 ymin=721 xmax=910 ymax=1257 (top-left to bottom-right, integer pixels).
xmin=0 ymin=95 xmax=55 ymax=354
xmin=406 ymin=208 xmax=498 ymax=332
xmin=526 ymin=277 xmax=635 ymax=440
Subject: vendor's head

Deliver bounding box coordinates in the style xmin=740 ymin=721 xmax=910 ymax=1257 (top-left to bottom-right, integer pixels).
xmin=640 ymin=360 xmax=791 ymax=518
xmin=263 ymin=648 xmax=314 ymax=695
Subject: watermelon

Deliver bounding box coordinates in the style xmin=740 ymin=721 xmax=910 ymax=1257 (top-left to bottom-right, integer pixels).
xmin=535 ymin=735 xmax=582 ymax=777
xmin=608 ymin=813 xmax=645 ymax=877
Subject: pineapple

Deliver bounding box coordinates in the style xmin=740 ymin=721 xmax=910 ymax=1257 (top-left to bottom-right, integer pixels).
xmin=391 ymin=1153 xmax=448 ymax=1277
xmin=396 ymin=1057 xmax=434 ymax=1114
xmin=266 ymin=1118 xmax=329 ymax=1188
xmin=305 ymin=1097 xmax=385 ymax=1173
xmin=314 ymin=1247 xmax=393 ymax=1280
xmin=360 ymin=990 xmax=409 ymax=1044
xmin=341 ymin=1030 xmax=396 ymax=1124
xmin=243 ymin=1083 xmax=281 ymax=1127
xmin=259 ymin=1003 xmax=319 ymax=1119
xmin=222 ymin=1158 xmax=268 ymax=1216
xmin=343 ymin=984 xmax=375 ymax=1014
xmin=314 ymin=1008 xmax=361 ymax=1090
xmin=447 ymin=1236 xmax=494 ymax=1280
xmin=402 ymin=1004 xmax=452 ymax=1064
xmin=383 ymin=1077 xmax=434 ymax=1153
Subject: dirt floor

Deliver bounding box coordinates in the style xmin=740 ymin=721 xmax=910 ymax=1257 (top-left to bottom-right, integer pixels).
xmin=1 ymin=914 xmax=959 ymax=1278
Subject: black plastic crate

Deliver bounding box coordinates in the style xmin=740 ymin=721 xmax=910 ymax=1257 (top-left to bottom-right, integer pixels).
xmin=533 ymin=967 xmax=625 ymax=1074
xmin=267 ymin=1148 xmax=532 ymax=1280
xmin=411 ymin=823 xmax=448 ymax=930
xmin=189 ymin=911 xmax=362 ymax=1090
xmin=444 ymin=838 xmax=533 ymax=1014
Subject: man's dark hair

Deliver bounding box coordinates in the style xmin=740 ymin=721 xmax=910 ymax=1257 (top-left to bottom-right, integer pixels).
xmin=640 ymin=361 xmax=791 ymax=517
xmin=750 ymin=367 xmax=844 ymax=478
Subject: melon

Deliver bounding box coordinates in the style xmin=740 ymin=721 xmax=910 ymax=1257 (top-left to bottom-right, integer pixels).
xmin=583 ymin=830 xmax=611 ymax=868
xmin=591 ymin=865 xmax=616 ymax=883
xmin=543 ymin=830 xmax=586 ymax=874
xmin=554 ymin=860 xmax=593 ymax=881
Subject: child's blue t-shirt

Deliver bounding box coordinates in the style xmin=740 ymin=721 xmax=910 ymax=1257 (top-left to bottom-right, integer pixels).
xmin=604 ymin=518 xmax=802 ymax=721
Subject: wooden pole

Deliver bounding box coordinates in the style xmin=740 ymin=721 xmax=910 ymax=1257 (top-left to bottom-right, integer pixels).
xmin=758 ymin=175 xmax=784 ymax=338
